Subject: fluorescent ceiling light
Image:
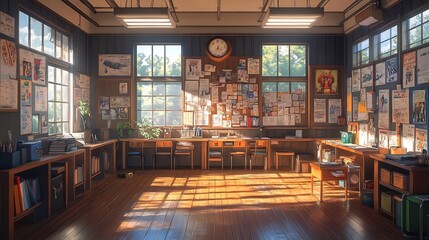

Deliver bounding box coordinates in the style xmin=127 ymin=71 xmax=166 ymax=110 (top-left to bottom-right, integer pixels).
xmin=114 ymin=7 xmax=176 ymax=28
xmin=262 ymin=7 xmax=324 ymax=28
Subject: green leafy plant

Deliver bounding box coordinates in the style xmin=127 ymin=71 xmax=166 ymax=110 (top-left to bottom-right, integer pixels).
xmin=136 ymin=118 xmax=161 ymax=139
xmin=78 ymin=101 xmax=91 ymax=130
xmin=116 ymin=122 xmax=134 ymax=138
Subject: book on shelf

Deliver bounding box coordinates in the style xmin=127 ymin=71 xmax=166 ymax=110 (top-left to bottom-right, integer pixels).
xmin=331 ymin=171 xmax=345 ymax=177
xmin=49 ymin=137 xmax=78 ymax=153
xmin=74 ymin=165 xmax=84 ymax=185
xmin=14 ymin=176 xmax=41 ymax=215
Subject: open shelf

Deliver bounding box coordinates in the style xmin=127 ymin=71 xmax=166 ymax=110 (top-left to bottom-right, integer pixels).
xmin=379 ymin=181 xmax=410 ymax=195
xmin=74 ymin=181 xmax=84 ymax=188
xmin=91 ymin=171 xmax=101 ymax=179
xmin=14 ymin=202 xmax=42 ymax=222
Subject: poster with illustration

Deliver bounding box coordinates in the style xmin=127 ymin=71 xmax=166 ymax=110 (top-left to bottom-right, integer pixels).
xmin=389 ymin=131 xmax=398 ymax=148
xmin=361 ymin=65 xmax=373 ymax=88
xmin=412 ymin=90 xmax=426 ymax=124
xmin=375 ymin=62 xmax=385 ymax=86
xmin=378 ymin=89 xmax=389 ymax=129
xmin=315 ymin=68 xmax=338 ymax=95
xmin=20 ymin=80 xmax=32 ymax=106
xmin=185 ymin=58 xmax=201 ymax=80
xmin=402 ymin=124 xmax=415 ymax=152
xmin=328 ymin=99 xmax=341 ymax=123
xmin=98 ymin=54 xmax=131 ymax=76
xmin=417 ymin=46 xmax=429 ymax=84
xmin=415 ymin=128 xmax=428 ymax=152
xmin=379 ymin=129 xmax=389 ymax=148
xmin=20 ymin=49 xmax=33 ymax=80
xmin=351 ymin=69 xmax=361 ymax=92
xmin=33 ymin=54 xmax=46 ymax=85
xmin=0 ymin=39 xmax=16 ymax=80
xmin=392 ymin=89 xmax=410 ymax=123
xmin=386 ymin=57 xmax=398 ymax=83
xmin=314 ymin=99 xmax=326 ymax=123
xmin=34 ymin=86 xmax=47 ymax=112
xmin=248 ymin=58 xmax=260 ymax=74
xmin=117 ymin=107 xmax=128 ymax=119
xmin=0 ymin=11 xmax=14 ymax=38
xmin=20 ymin=105 xmax=32 ymax=135
xmin=403 ymin=51 xmax=416 ymax=88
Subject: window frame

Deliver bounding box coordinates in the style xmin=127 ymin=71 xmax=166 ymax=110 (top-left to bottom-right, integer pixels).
xmin=135 ymin=44 xmax=182 ymax=77
xmin=352 ymin=38 xmax=371 ymax=68
xmin=402 ymin=8 xmax=429 ymax=50
xmin=373 ymin=24 xmax=398 ymax=61
xmin=262 ymin=44 xmax=308 ymax=78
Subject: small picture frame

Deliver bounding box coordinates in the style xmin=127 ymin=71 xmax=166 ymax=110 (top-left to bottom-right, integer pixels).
xmin=119 ymin=82 xmax=128 ymax=94
xmin=314 ymin=66 xmax=341 ymax=95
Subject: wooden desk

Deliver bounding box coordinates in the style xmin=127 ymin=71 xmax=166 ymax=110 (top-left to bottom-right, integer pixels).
xmin=370 ymin=154 xmax=429 ymax=212
xmin=321 ymin=141 xmax=378 ymax=196
xmin=310 ymin=162 xmax=348 ymax=202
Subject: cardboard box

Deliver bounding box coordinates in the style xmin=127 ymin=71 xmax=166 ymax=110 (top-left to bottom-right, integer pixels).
xmin=380 ymin=168 xmax=391 ymax=185
xmin=393 ymin=172 xmax=409 ymax=191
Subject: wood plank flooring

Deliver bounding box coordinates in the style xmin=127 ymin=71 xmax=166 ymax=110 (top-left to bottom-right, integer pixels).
xmin=16 ymin=170 xmax=402 ymax=240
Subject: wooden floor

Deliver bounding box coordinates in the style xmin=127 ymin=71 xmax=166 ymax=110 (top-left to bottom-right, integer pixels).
xmin=16 ymin=170 xmax=402 ymax=240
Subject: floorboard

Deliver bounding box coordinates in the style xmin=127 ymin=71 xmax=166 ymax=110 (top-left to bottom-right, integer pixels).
xmin=15 ymin=170 xmax=402 ymax=240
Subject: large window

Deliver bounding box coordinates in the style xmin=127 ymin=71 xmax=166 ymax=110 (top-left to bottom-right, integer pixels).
xmin=136 ymin=81 xmax=182 ymax=126
xmin=403 ymin=8 xmax=429 ymax=49
xmin=19 ymin=11 xmax=71 ymax=63
xmin=374 ymin=25 xmax=397 ymax=60
xmin=352 ymin=38 xmax=370 ymax=67
xmin=262 ymin=44 xmax=307 ymax=77
xmin=48 ymin=66 xmax=71 ymax=134
xmin=136 ymin=44 xmax=181 ymax=77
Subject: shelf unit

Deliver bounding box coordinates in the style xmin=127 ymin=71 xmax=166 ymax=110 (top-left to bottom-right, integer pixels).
xmin=0 ymin=149 xmax=86 ymax=240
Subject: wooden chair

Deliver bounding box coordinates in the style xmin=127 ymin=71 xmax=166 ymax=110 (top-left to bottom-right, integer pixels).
xmin=152 ymin=141 xmax=173 ymax=169
xmin=229 ymin=141 xmax=247 ymax=169
xmin=173 ymin=142 xmax=194 ymax=169
xmin=275 ymin=150 xmax=295 ymax=171
xmin=126 ymin=142 xmax=144 ymax=169
xmin=248 ymin=140 xmax=268 ymax=170
xmin=208 ymin=141 xmax=223 ymax=170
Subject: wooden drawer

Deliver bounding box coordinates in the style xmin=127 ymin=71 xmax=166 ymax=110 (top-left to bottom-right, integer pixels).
xmin=234 ymin=141 xmax=246 ymax=147
xmin=393 ymin=172 xmax=409 ymax=191
xmin=209 ymin=141 xmax=223 ymax=148
xmin=380 ymin=168 xmax=391 ymax=185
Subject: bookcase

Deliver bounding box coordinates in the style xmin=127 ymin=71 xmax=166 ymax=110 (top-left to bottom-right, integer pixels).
xmin=0 ymin=149 xmax=86 ymax=240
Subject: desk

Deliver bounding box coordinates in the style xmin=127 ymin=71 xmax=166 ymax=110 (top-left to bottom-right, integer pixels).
xmin=310 ymin=162 xmax=348 ymax=202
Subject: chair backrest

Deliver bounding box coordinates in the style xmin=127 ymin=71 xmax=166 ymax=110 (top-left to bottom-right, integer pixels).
xmin=128 ymin=141 xmax=142 ymax=152
xmin=234 ymin=140 xmax=246 ymax=148
xmin=249 ymin=140 xmax=267 ymax=154
xmin=175 ymin=142 xmax=194 ymax=152
xmin=156 ymin=141 xmax=173 ymax=154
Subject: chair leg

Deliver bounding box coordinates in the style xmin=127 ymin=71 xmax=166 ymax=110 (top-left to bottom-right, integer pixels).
xmin=173 ymin=156 xmax=176 ymax=170
xmin=230 ymin=155 xmax=233 ymax=170
xmin=152 ymin=156 xmax=156 ymax=169
xmin=191 ymin=152 xmax=194 ymax=170
xmin=221 ymin=157 xmax=223 ymax=170
xmin=170 ymin=156 xmax=173 ymax=170
xmin=141 ymin=156 xmax=144 ymax=170
xmin=244 ymin=155 xmax=247 ymax=170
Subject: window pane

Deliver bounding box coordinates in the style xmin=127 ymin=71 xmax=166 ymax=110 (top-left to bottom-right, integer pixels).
xmin=55 ymin=103 xmax=62 ymax=121
xmin=62 ymin=70 xmax=69 ymax=85
xmin=153 ymin=82 xmax=165 ymax=95
xmin=56 ymin=123 xmax=62 ymax=134
xmin=137 ymin=82 xmax=152 ymax=95
xmin=166 ymin=45 xmax=181 ymax=76
xmin=136 ymin=45 xmax=152 ymax=77
xmin=19 ymin=12 xmax=29 ymax=46
xmin=278 ymin=45 xmax=289 ymax=76
xmin=409 ymin=14 xmax=422 ymax=28
xmin=48 ymin=66 xmax=54 ymax=83
xmin=63 ymin=122 xmax=69 ymax=134
xmin=62 ymin=35 xmax=69 ymax=62
xmin=166 ymin=96 xmax=181 ymax=110
xmin=392 ymin=37 xmax=397 ymax=53
xmin=43 ymin=25 xmax=54 ymax=56
xmin=48 ymin=83 xmax=55 ymax=101
xmin=380 ymin=29 xmax=390 ymax=42
xmin=137 ymin=111 xmax=152 ymax=122
xmin=166 ymin=111 xmax=181 ymax=126
xmin=62 ymin=86 xmax=69 ymax=101
xmin=166 ymin=82 xmax=181 ymax=95
xmin=278 ymin=82 xmax=290 ymax=92
xmin=138 ymin=97 xmax=152 ymax=110
xmin=56 ymin=31 xmax=62 ymax=59
xmin=262 ymin=82 xmax=277 ymax=93
xmin=153 ymin=111 xmax=165 ymax=126
xmin=380 ymin=40 xmax=390 ymax=55
xmin=262 ymin=45 xmax=277 ymax=76
xmin=391 ymin=26 xmax=397 ymax=36
xmin=62 ymin=103 xmax=68 ymax=120
xmin=48 ymin=123 xmax=55 ymax=134
xmin=153 ymin=97 xmax=165 ymax=110
xmin=56 ymin=68 xmax=62 ymax=84
xmin=361 ymin=49 xmax=370 ymax=64
xmin=153 ymin=45 xmax=165 ymax=77
xmin=290 ymin=45 xmax=306 ymax=76
xmin=409 ymin=26 xmax=421 ymax=45
xmin=424 ymin=9 xmax=429 ymax=22
xmin=423 ymin=23 xmax=429 ymax=41
xmin=30 ymin=17 xmax=42 ymax=51
xmin=48 ymin=102 xmax=54 ymax=121
xmin=55 ymin=85 xmax=62 ymax=101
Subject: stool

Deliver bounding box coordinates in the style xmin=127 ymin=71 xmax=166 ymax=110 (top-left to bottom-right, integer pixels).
xmin=296 ymin=153 xmax=315 ymax=173
xmin=275 ymin=150 xmax=295 ymax=171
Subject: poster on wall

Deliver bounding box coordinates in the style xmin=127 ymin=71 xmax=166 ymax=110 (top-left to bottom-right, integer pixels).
xmin=41 ymin=114 xmax=48 ymax=133
xmin=379 ymin=129 xmax=389 ymax=148
xmin=101 ymin=109 xmax=117 ymax=120
xmin=392 ymin=89 xmax=410 ymax=123
xmin=347 ymin=77 xmax=352 ymax=122
xmin=185 ymin=58 xmax=201 ymax=80
xmin=20 ymin=49 xmax=33 ymax=80
xmin=378 ymin=89 xmax=390 ymax=129
xmin=20 ymin=80 xmax=32 ymax=106
xmin=351 ymin=69 xmax=361 ymax=92
xmin=417 ymin=46 xmax=429 ymax=84
xmin=328 ymin=99 xmax=341 ymax=123
xmin=413 ymin=90 xmax=426 ymax=124
xmin=110 ymin=96 xmax=130 ymax=108
xmin=0 ymin=79 xmax=18 ymax=110
xmin=375 ymin=62 xmax=385 ymax=86
xmin=33 ymin=54 xmax=46 ymax=85
xmin=358 ymin=123 xmax=368 ymax=146
xmin=361 ymin=66 xmax=373 ymax=88
xmin=248 ymin=58 xmax=260 ymax=74
xmin=386 ymin=57 xmax=398 ymax=83
xmin=34 ymin=86 xmax=47 ymax=112
xmin=315 ymin=68 xmax=338 ymax=95
xmin=0 ymin=39 xmax=17 ymax=80
xmin=403 ymin=51 xmax=416 ymax=88
xmin=0 ymin=11 xmax=14 ymax=38
xmin=402 ymin=124 xmax=415 ymax=152
xmin=314 ymin=99 xmax=326 ymax=123
xmin=75 ymin=73 xmax=90 ymax=88
xmin=20 ymin=105 xmax=32 ymax=135
xmin=352 ymin=96 xmax=358 ymax=121
xmin=98 ymin=54 xmax=131 ymax=76
xmin=389 ymin=131 xmax=398 ymax=148
xmin=415 ymin=128 xmax=428 ymax=153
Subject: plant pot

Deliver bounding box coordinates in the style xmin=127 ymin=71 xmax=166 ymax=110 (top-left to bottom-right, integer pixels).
xmin=84 ymin=130 xmax=92 ymax=144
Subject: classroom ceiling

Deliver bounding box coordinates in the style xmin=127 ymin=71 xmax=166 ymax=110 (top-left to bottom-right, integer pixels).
xmin=35 ymin=0 xmax=400 ymax=34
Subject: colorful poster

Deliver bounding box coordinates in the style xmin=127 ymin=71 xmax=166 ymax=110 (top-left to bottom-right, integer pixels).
xmin=417 ymin=46 xmax=429 ymax=84
xmin=415 ymin=128 xmax=428 ymax=153
xmin=403 ymin=51 xmax=416 ymax=88
xmin=20 ymin=105 xmax=32 ymax=135
xmin=99 ymin=96 xmax=110 ymax=110
xmin=33 ymin=54 xmax=45 ymax=85
xmin=351 ymin=69 xmax=361 ymax=92
xmin=20 ymin=80 xmax=32 ymax=106
xmin=98 ymin=54 xmax=131 ymax=76
xmin=0 ymin=11 xmax=14 ymax=38
xmin=386 ymin=57 xmax=398 ymax=83
xmin=392 ymin=89 xmax=409 ymax=123
xmin=352 ymin=96 xmax=358 ymax=121
xmin=379 ymin=129 xmax=389 ymax=148
xmin=185 ymin=58 xmax=201 ymax=80
xmin=314 ymin=99 xmax=326 ymax=123
xmin=375 ymin=62 xmax=385 ymax=86
xmin=248 ymin=58 xmax=260 ymax=74
xmin=378 ymin=89 xmax=389 ymax=129
xmin=20 ymin=49 xmax=33 ymax=80
xmin=413 ymin=90 xmax=426 ymax=124
xmin=328 ymin=99 xmax=341 ymax=123
xmin=34 ymin=86 xmax=47 ymax=112
xmin=0 ymin=39 xmax=17 ymax=80
xmin=315 ymin=69 xmax=338 ymax=95
xmin=110 ymin=96 xmax=130 ymax=108
xmin=361 ymin=65 xmax=373 ymax=88
xmin=402 ymin=124 xmax=415 ymax=152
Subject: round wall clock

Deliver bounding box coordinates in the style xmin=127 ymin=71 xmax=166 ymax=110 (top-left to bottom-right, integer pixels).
xmin=206 ymin=37 xmax=232 ymax=62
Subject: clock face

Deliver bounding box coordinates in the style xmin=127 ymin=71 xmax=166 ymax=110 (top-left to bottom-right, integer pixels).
xmin=208 ymin=37 xmax=229 ymax=58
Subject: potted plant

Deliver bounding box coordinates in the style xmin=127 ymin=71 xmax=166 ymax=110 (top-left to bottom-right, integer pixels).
xmin=116 ymin=121 xmax=134 ymax=138
xmin=136 ymin=118 xmax=161 ymax=139
xmin=78 ymin=101 xmax=92 ymax=143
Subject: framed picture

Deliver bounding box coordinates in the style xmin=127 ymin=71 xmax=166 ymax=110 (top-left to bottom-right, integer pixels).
xmin=119 ymin=82 xmax=128 ymax=94
xmin=98 ymin=54 xmax=131 ymax=76
xmin=314 ymin=66 xmax=341 ymax=95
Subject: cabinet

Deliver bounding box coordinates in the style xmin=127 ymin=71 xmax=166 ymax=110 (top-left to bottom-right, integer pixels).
xmin=0 ymin=149 xmax=86 ymax=240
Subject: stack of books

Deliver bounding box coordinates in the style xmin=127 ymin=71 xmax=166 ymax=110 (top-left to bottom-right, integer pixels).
xmin=74 ymin=165 xmax=84 ymax=185
xmin=14 ymin=176 xmax=40 ymax=215
xmin=91 ymin=156 xmax=101 ymax=175
xmin=49 ymin=137 xmax=77 ymax=153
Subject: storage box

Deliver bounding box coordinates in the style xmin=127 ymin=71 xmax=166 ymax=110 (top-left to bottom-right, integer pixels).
xmin=362 ymin=189 xmax=374 ymax=208
xmin=17 ymin=141 xmax=42 ymax=162
xmin=381 ymin=191 xmax=395 ymax=215
xmin=380 ymin=168 xmax=391 ymax=185
xmin=393 ymin=172 xmax=409 ymax=191
xmin=394 ymin=195 xmax=403 ymax=228
xmin=0 ymin=151 xmax=21 ymax=169
xmin=404 ymin=195 xmax=429 ymax=237
xmin=51 ymin=173 xmax=65 ymax=213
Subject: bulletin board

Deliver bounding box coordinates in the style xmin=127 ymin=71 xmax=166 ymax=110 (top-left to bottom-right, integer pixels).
xmin=73 ymin=73 xmax=91 ymax=132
